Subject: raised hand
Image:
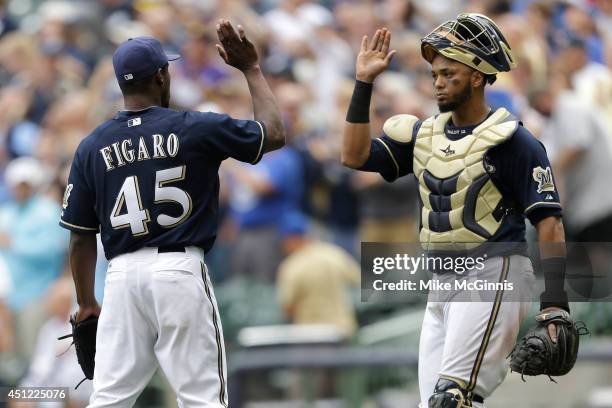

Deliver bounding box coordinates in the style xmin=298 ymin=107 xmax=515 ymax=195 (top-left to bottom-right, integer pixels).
xmin=356 ymin=28 xmax=396 ymax=83
xmin=216 ymin=19 xmax=259 ymax=72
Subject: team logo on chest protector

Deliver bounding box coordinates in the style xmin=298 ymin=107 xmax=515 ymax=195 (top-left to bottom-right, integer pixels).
xmin=532 ymin=166 xmax=554 ymax=194
xmin=440 ymin=144 xmax=455 ymax=157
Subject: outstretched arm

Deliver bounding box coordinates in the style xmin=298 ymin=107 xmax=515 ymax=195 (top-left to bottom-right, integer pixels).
xmin=216 ymin=19 xmax=285 ymax=153
xmin=342 ymin=28 xmax=396 ymax=168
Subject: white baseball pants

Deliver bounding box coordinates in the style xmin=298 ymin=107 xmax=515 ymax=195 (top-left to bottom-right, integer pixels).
xmin=418 ymin=255 xmax=535 ymax=406
xmin=88 ymin=246 xmax=227 ymax=408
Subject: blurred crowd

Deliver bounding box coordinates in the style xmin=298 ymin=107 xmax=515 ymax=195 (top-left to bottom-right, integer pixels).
xmin=0 ymin=0 xmax=611 ymax=405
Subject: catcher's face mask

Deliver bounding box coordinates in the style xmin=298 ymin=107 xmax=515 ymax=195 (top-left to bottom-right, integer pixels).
xmin=421 ymin=13 xmax=517 ymax=84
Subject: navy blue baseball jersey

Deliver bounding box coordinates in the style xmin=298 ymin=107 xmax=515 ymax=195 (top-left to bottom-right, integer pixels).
xmin=359 ymin=112 xmax=562 ymax=243
xmin=60 ymin=106 xmax=266 ymax=259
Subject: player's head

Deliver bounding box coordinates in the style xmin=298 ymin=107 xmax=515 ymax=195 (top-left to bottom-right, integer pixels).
xmin=420 ymin=13 xmax=516 ymax=112
xmin=112 ymin=37 xmax=180 ymax=108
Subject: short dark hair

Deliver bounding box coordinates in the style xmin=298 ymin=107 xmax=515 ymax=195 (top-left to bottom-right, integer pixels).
xmin=118 ymin=64 xmax=168 ymax=95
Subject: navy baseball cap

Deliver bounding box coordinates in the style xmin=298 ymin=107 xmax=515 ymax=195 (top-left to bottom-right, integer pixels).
xmin=112 ymin=37 xmax=180 ymax=84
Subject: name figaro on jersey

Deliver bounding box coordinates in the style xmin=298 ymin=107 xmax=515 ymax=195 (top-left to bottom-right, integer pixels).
xmin=99 ymin=132 xmax=179 ymax=171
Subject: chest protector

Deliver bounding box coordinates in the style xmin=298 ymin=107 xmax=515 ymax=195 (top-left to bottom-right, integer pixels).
xmin=384 ymin=108 xmax=518 ymax=251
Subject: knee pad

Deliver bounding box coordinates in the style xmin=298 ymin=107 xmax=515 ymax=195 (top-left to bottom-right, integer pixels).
xmin=428 ymin=378 xmax=472 ymax=408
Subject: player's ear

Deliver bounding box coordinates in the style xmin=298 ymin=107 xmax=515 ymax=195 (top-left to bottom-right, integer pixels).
xmin=154 ymin=65 xmax=168 ymax=86
xmin=154 ymin=68 xmax=165 ymax=86
xmin=471 ymin=70 xmax=485 ymax=88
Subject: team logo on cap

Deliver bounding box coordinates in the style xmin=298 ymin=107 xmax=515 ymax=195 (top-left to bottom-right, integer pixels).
xmin=124 ymin=74 xmax=134 ymax=80
xmin=532 ymin=166 xmax=555 ymax=193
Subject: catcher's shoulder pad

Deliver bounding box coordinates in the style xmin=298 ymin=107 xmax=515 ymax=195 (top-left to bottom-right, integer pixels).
xmin=382 ymin=114 xmax=419 ymax=143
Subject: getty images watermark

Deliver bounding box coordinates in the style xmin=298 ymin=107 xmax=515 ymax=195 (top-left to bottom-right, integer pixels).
xmin=361 ymin=243 xmax=612 ymax=303
xmin=368 ymin=252 xmax=515 ymax=300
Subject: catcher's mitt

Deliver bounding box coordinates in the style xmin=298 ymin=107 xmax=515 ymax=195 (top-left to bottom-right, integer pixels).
xmin=58 ymin=314 xmax=98 ymax=388
xmin=508 ymin=309 xmax=588 ymax=381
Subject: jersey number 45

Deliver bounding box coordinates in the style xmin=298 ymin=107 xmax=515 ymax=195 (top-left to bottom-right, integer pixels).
xmin=110 ymin=165 xmax=192 ymax=236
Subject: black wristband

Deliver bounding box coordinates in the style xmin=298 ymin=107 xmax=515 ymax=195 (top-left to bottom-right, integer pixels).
xmin=346 ymin=80 xmax=373 ymax=123
xmin=540 ymin=257 xmax=570 ymax=312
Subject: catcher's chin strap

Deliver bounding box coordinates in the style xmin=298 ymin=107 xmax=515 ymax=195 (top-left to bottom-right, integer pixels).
xmin=57 ymin=331 xmax=88 ymax=390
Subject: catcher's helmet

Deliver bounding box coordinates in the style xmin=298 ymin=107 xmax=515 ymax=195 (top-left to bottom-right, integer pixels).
xmin=421 ymin=13 xmax=516 ymax=84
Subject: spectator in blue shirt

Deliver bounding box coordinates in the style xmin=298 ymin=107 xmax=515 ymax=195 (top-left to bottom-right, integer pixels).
xmin=226 ymin=145 xmax=304 ymax=282
xmin=0 ymin=157 xmax=69 ymax=358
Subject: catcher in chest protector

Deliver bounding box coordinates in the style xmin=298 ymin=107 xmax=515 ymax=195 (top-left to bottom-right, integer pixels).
xmin=341 ymin=13 xmax=588 ymax=408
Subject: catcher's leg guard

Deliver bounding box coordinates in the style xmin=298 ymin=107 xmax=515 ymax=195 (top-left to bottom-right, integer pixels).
xmin=428 ymin=377 xmax=483 ymax=408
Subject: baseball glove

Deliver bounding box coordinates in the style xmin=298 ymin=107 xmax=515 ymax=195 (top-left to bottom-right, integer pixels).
xmin=508 ymin=309 xmax=588 ymax=381
xmin=58 ymin=314 xmax=98 ymax=388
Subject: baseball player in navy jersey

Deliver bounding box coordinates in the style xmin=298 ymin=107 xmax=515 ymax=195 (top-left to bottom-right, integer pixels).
xmin=60 ymin=20 xmax=284 ymax=407
xmin=342 ymin=14 xmax=572 ymax=407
